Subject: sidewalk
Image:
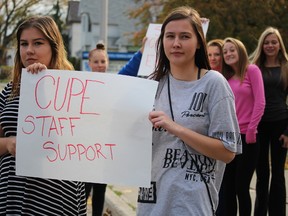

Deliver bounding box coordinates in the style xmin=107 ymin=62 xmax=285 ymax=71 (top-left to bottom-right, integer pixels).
xmin=87 ymin=185 xmax=137 ymax=216
xmin=87 ymin=170 xmax=288 ymax=216
xmin=249 ymin=171 xmax=288 ymax=216
xmin=103 ymin=185 xmax=138 ymax=216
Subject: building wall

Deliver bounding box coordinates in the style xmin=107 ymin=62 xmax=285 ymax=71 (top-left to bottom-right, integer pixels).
xmin=67 ymin=0 xmax=141 ymax=72
xmin=78 ymin=0 xmax=140 ymax=50
xmin=69 ymin=23 xmax=82 ymax=57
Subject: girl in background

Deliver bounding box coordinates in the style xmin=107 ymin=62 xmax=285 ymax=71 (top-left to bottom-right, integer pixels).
xmin=85 ymin=42 xmax=109 ymax=216
xmin=207 ymin=39 xmax=224 ymax=72
xmin=220 ymin=37 xmax=265 ymax=216
xmin=88 ymin=43 xmax=109 ymax=73
xmin=208 ymin=38 xmax=226 ymax=216
xmin=250 ymin=27 xmax=288 ymax=216
xmin=86 ymin=40 xmax=147 ymax=216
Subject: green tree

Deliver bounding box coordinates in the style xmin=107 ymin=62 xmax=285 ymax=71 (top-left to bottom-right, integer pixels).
xmin=47 ymin=0 xmax=70 ymax=55
xmin=0 ymin=0 xmax=69 ymax=66
xmin=44 ymin=0 xmax=69 ymax=32
xmin=50 ymin=0 xmax=64 ymax=32
xmin=128 ymin=0 xmax=288 ymax=54
xmin=127 ymin=0 xmax=164 ymax=45
xmin=46 ymin=0 xmax=76 ymax=67
xmin=0 ymin=0 xmax=41 ymax=65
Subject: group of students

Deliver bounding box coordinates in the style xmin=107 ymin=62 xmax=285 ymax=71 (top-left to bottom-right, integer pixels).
xmin=0 ymin=5 xmax=286 ymax=216
xmin=206 ymin=29 xmax=288 ymax=216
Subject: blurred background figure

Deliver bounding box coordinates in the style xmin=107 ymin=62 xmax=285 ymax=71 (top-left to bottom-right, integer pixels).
xmin=86 ymin=39 xmax=146 ymax=215
xmin=220 ymin=37 xmax=265 ymax=216
xmin=85 ymin=42 xmax=109 ymax=216
xmin=88 ymin=42 xmax=109 ymax=72
xmin=250 ymin=26 xmax=288 ymax=216
xmin=207 ymin=39 xmax=224 ymax=73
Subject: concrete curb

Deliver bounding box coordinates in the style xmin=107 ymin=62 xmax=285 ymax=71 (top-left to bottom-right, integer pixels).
xmin=104 ymin=187 xmax=136 ymax=216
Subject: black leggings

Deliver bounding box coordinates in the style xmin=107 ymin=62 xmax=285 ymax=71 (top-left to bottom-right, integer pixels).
xmin=254 ymin=119 xmax=287 ymax=216
xmin=85 ymin=183 xmax=107 ymax=216
xmin=218 ymin=134 xmax=259 ymax=216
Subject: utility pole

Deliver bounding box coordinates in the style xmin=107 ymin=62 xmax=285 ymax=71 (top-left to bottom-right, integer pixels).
xmin=100 ymin=0 xmax=108 ymax=46
xmin=149 ymin=0 xmax=162 ymax=23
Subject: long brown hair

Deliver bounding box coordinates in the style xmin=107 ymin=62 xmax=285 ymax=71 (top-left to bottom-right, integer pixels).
xmin=222 ymin=37 xmax=249 ymax=81
xmin=150 ymin=6 xmax=210 ymax=81
xmin=207 ymin=39 xmax=224 ymax=72
xmin=12 ymin=15 xmax=73 ymax=97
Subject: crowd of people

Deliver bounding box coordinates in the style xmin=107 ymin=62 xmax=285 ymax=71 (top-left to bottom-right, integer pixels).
xmin=0 ymin=5 xmax=287 ymax=216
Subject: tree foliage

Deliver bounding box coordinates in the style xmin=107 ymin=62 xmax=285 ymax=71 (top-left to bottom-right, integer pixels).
xmin=0 ymin=0 xmax=69 ymax=65
xmin=128 ymin=0 xmax=288 ymax=54
xmin=0 ymin=0 xmax=41 ymax=64
xmin=127 ymin=0 xmax=163 ymax=45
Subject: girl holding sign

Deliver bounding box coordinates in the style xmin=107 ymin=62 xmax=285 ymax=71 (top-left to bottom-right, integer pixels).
xmin=136 ymin=6 xmax=241 ymax=216
xmin=0 ymin=16 xmax=86 ymax=215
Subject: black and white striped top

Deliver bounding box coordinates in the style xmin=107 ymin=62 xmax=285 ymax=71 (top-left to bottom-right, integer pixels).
xmin=0 ymin=82 xmax=87 ymax=215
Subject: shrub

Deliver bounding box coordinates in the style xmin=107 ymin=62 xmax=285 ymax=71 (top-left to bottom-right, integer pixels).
xmin=0 ymin=65 xmax=12 ymax=81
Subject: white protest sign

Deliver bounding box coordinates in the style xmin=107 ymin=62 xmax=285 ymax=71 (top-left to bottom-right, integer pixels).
xmin=16 ymin=69 xmax=158 ymax=187
xmin=138 ymin=20 xmax=209 ymax=77
xmin=138 ymin=23 xmax=161 ymax=77
xmin=201 ymin=18 xmax=210 ymax=37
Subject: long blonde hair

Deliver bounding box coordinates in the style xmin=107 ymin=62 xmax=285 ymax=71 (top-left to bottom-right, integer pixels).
xmin=12 ymin=15 xmax=73 ymax=97
xmin=249 ymin=27 xmax=288 ymax=89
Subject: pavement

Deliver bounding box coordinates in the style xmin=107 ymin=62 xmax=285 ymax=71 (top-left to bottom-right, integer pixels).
xmin=87 ymin=170 xmax=288 ymax=216
xmin=87 ymin=185 xmax=137 ymax=216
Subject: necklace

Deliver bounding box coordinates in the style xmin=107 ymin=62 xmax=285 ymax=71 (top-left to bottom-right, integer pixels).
xmin=167 ymin=67 xmax=201 ymax=121
xmin=166 ymin=70 xmax=216 ymax=215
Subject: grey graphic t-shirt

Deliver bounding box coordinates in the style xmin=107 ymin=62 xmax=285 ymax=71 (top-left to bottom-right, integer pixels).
xmin=137 ymin=71 xmax=241 ymax=216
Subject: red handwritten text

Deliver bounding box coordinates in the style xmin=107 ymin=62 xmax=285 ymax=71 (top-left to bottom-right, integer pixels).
xmin=22 ymin=115 xmax=80 ymax=137
xmin=35 ymin=75 xmax=105 ymax=115
xmin=43 ymin=141 xmax=116 ymax=162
